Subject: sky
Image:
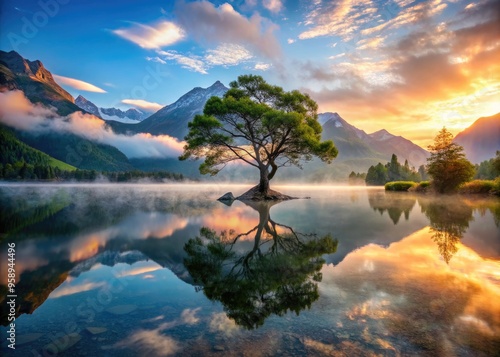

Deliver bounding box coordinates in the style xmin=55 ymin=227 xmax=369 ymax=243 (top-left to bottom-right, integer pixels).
xmin=1 ymin=0 xmax=499 ymax=147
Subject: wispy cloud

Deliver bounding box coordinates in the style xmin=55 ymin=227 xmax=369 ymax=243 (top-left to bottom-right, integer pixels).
xmin=114 ymin=329 xmax=180 ymax=356
xmin=175 ymin=1 xmax=281 ymax=59
xmin=113 ymin=20 xmax=185 ymax=49
xmin=205 ymin=43 xmax=253 ymax=66
xmin=154 ymin=51 xmax=208 ymax=74
xmin=53 ymin=74 xmax=106 ymax=93
xmin=299 ymin=0 xmax=378 ymax=41
xmin=50 ymin=281 xmax=106 ymax=298
xmin=154 ymin=43 xmax=254 ymax=74
xmin=122 ymin=99 xmax=164 ymax=112
xmin=361 ymin=0 xmax=447 ymax=36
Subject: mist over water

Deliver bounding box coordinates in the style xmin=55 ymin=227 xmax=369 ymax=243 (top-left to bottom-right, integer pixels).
xmin=0 ymin=184 xmax=499 ymax=356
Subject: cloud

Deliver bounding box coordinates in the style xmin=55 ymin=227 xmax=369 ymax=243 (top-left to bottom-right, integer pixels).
xmin=299 ymin=0 xmax=379 ymax=41
xmin=361 ymin=0 xmax=447 ymax=36
xmin=205 ymin=43 xmax=253 ymax=66
xmin=263 ymin=0 xmax=283 ymax=13
xmin=0 ymin=90 xmax=185 ymax=159
xmin=175 ymin=1 xmax=281 ymax=59
xmin=180 ymin=308 xmax=201 ymax=325
xmin=115 ymin=262 xmax=163 ymax=278
xmin=209 ymin=312 xmax=239 ymax=336
xmin=254 ymin=62 xmax=271 ymax=71
xmin=122 ymin=99 xmax=164 ymax=112
xmin=114 ymin=329 xmax=180 ymax=356
xmin=154 ymin=51 xmax=208 ymax=74
xmin=356 ymin=36 xmax=385 ymax=50
xmin=298 ymin=0 xmax=500 ymax=147
xmin=113 ymin=20 xmax=185 ymax=49
xmin=287 ymin=38 xmax=296 ymax=44
xmin=154 ymin=43 xmax=254 ymax=74
xmin=49 ymin=281 xmax=106 ymax=298
xmin=53 ymin=74 xmax=106 ymax=93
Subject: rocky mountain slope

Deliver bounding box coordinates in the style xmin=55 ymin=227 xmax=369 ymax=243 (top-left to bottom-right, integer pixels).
xmin=108 ymin=80 xmax=228 ymax=138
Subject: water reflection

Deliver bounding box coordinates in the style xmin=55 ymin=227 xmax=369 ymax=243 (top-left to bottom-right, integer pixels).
xmin=319 ymin=227 xmax=500 ymax=356
xmin=184 ymin=201 xmax=338 ymax=329
xmin=419 ymin=196 xmax=474 ymax=264
xmin=0 ymin=185 xmax=499 ymax=356
xmin=368 ymin=191 xmax=417 ymax=225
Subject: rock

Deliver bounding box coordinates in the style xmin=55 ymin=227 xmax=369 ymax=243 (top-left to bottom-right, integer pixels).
xmin=236 ymin=185 xmax=297 ymax=201
xmin=105 ymin=304 xmax=137 ymax=315
xmin=85 ymin=327 xmax=108 ymax=335
xmin=218 ymin=192 xmax=235 ymax=201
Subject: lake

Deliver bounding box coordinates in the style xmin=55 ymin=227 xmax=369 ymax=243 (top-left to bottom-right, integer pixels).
xmin=1 ymin=184 xmax=499 ymax=356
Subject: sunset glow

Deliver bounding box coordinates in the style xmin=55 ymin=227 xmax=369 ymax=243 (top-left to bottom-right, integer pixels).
xmin=1 ymin=0 xmax=497 ymax=144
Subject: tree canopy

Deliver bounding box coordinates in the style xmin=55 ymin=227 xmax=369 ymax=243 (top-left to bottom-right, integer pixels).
xmin=426 ymin=128 xmax=474 ymax=193
xmin=180 ymin=75 xmax=338 ymax=196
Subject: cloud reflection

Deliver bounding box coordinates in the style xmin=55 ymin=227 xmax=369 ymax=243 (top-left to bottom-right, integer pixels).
xmin=320 ymin=227 xmax=500 ymax=355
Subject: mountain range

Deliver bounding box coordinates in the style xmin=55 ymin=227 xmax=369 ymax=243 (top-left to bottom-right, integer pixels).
xmin=75 ymin=95 xmax=147 ymax=123
xmin=1 ymin=50 xmax=497 ymax=179
xmin=107 ymin=80 xmax=228 ymax=138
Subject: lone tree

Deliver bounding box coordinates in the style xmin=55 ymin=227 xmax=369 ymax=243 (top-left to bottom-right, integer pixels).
xmin=426 ymin=127 xmax=474 ymax=193
xmin=180 ymin=75 xmax=338 ymax=199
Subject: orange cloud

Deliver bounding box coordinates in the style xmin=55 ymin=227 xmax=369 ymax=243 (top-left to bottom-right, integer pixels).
xmin=121 ymin=99 xmax=164 ymax=112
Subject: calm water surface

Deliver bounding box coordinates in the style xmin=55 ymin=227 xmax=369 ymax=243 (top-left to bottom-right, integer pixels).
xmin=0 ymin=184 xmax=499 ymax=356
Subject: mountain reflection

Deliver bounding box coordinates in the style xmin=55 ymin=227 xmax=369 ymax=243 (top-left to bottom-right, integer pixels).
xmin=184 ymin=201 xmax=338 ymax=329
xmin=419 ymin=196 xmax=475 ymax=264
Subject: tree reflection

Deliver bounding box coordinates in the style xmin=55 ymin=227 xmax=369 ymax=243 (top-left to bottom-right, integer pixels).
xmin=368 ymin=192 xmax=417 ymax=225
xmin=419 ymin=197 xmax=474 ymax=264
xmin=184 ymin=201 xmax=337 ymax=329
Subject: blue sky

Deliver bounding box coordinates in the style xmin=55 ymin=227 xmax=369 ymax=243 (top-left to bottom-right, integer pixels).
xmin=1 ymin=0 xmax=499 ymax=146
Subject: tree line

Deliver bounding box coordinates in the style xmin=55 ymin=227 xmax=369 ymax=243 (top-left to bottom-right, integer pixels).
xmin=362 ymin=154 xmax=428 ymax=186
xmin=0 ymin=163 xmax=185 ymax=182
xmin=360 ymin=128 xmax=500 ymax=193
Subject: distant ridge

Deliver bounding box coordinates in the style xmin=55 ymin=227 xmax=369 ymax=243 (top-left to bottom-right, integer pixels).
xmin=319 ymin=112 xmax=429 ymax=168
xmin=454 ymin=112 xmax=500 ymax=163
xmin=107 ymin=80 xmax=228 ymax=138
xmin=75 ymin=95 xmax=146 ymax=123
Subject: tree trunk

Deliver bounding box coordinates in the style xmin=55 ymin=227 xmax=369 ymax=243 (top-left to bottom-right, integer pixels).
xmin=258 ymin=166 xmax=270 ymax=194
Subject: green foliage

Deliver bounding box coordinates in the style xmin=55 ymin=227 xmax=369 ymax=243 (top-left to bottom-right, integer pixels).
xmin=365 ymin=154 xmax=422 ymax=186
xmin=409 ymin=180 xmax=432 ymax=193
xmin=0 ymin=125 xmax=77 ymax=179
xmin=458 ymin=180 xmax=496 ymax=194
xmin=365 ymin=162 xmax=389 ymax=185
xmin=418 ymin=165 xmax=429 ymax=181
xmin=494 ymin=151 xmax=500 ymax=176
xmin=17 ymin=131 xmax=133 ymax=172
xmin=475 ymin=151 xmax=500 ymax=179
xmin=385 ymin=181 xmax=417 ymax=191
xmin=426 ymin=128 xmax=475 ymax=193
xmin=180 ymin=75 xmax=338 ymax=192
